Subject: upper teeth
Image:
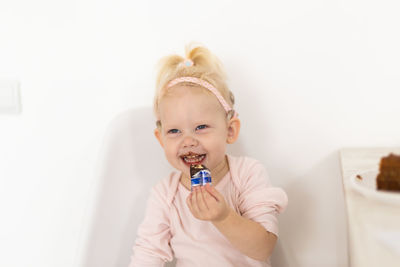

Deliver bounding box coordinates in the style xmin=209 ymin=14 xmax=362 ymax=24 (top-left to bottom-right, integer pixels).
xmin=183 ymin=154 xmax=205 ymax=163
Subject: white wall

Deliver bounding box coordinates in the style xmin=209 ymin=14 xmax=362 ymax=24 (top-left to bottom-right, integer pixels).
xmin=1 ymin=0 xmax=400 ymax=266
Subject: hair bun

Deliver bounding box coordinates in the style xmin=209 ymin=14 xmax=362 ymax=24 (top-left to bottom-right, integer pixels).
xmin=154 ymin=43 xmax=234 ymax=118
xmin=183 ymin=59 xmax=194 ymax=67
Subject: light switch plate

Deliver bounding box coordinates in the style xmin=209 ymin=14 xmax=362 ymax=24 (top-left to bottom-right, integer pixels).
xmin=0 ymin=80 xmax=21 ymax=114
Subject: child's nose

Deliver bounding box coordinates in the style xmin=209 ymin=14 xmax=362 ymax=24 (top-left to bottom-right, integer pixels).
xmin=182 ymin=135 xmax=198 ymax=148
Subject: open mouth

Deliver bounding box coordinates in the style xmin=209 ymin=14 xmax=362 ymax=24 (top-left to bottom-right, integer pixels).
xmin=180 ymin=152 xmax=206 ymax=165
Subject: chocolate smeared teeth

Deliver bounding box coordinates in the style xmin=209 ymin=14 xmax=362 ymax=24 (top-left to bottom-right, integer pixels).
xmin=182 ymin=153 xmax=206 ymax=164
xmin=190 ymin=164 xmax=212 ymax=191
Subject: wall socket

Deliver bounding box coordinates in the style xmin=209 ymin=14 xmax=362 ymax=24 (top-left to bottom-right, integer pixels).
xmin=0 ymin=80 xmax=21 ymax=114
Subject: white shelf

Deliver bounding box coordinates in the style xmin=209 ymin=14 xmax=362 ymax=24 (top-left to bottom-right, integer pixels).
xmin=340 ymin=147 xmax=400 ymax=267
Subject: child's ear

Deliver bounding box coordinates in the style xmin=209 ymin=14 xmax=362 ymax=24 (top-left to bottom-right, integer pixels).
xmin=154 ymin=128 xmax=164 ymax=147
xmin=226 ymin=117 xmax=241 ymax=144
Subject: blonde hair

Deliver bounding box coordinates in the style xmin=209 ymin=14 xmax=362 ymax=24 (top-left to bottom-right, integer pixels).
xmin=153 ymin=43 xmax=235 ymax=120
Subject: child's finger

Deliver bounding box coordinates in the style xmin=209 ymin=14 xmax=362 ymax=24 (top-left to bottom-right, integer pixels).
xmin=198 ymin=186 xmax=210 ymax=210
xmin=204 ymin=184 xmax=222 ymax=201
xmin=186 ymin=194 xmax=193 ymax=211
xmin=194 ymin=187 xmax=207 ymax=212
xmin=203 ymin=189 xmax=218 ymax=209
xmin=186 ymin=192 xmax=193 ymax=206
xmin=190 ymin=188 xmax=201 ymax=215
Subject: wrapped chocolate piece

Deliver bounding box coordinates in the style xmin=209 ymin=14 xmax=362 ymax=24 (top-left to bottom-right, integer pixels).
xmin=190 ymin=164 xmax=212 ymax=191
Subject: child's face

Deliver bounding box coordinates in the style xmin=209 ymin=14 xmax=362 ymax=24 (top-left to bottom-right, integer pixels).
xmin=155 ymin=86 xmax=238 ymax=177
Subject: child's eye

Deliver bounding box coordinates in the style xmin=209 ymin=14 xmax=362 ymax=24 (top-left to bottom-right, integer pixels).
xmin=195 ymin=124 xmax=208 ymax=131
xmin=167 ymin=129 xmax=180 ymax=134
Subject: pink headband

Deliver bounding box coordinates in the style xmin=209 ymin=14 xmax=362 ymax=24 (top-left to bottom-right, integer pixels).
xmin=166 ymin=76 xmax=236 ymax=117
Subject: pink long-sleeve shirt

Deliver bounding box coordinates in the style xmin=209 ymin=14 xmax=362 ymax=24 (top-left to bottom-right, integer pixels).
xmin=129 ymin=155 xmax=288 ymax=267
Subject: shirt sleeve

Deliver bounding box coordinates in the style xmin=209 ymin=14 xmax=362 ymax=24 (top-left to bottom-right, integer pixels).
xmin=128 ymin=182 xmax=174 ymax=267
xmin=237 ymin=161 xmax=288 ymax=237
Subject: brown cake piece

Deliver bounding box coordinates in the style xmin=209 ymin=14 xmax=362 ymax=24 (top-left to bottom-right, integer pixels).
xmin=376 ymin=153 xmax=400 ymax=192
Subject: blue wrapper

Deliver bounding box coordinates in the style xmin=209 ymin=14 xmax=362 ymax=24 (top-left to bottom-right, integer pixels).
xmin=190 ymin=165 xmax=212 ymax=191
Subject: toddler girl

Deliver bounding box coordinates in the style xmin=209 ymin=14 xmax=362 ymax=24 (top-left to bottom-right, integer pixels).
xmin=129 ymin=44 xmax=288 ymax=267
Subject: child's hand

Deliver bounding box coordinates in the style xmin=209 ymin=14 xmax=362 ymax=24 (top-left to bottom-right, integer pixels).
xmin=186 ymin=184 xmax=230 ymax=222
